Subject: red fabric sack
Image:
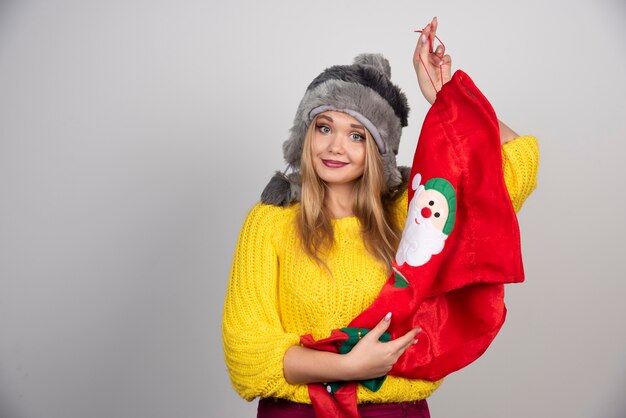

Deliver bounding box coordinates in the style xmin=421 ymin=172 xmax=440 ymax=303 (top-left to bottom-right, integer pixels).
xmin=300 ymin=70 xmax=525 ymax=417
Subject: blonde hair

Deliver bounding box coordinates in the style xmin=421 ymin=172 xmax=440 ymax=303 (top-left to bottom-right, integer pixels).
xmin=296 ymin=117 xmax=402 ymax=271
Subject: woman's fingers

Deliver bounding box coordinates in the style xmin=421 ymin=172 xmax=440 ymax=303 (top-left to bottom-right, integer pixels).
xmin=417 ymin=20 xmax=446 ymax=69
xmin=429 ymin=16 xmax=438 ymax=52
xmin=441 ymin=54 xmax=452 ymax=82
xmin=347 ymin=322 xmax=421 ymax=380
xmin=394 ymin=327 xmax=421 ymax=352
xmin=414 ymin=18 xmax=439 ymax=67
xmin=365 ymin=312 xmax=393 ymax=341
xmin=429 ymin=48 xmax=443 ymax=66
xmin=365 ymin=314 xmax=420 ymax=353
xmin=414 ymin=25 xmax=430 ymax=65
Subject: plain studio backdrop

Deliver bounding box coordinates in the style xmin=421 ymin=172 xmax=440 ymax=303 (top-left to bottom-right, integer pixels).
xmin=1 ymin=0 xmax=625 ymax=417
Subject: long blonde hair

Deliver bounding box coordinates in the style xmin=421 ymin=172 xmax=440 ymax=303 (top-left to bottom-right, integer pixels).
xmin=296 ymin=117 xmax=402 ymax=271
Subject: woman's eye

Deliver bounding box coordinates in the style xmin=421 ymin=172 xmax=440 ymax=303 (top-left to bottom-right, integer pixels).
xmin=318 ymin=125 xmax=331 ymax=134
xmin=351 ymin=133 xmax=365 ymax=142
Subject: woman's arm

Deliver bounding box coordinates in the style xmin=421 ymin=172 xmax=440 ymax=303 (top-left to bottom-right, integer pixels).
xmin=414 ymin=18 xmax=523 ymax=146
xmin=283 ymin=313 xmax=420 ymax=384
xmin=498 ymin=120 xmax=519 ymax=145
xmin=222 ymin=204 xmax=302 ymax=400
xmin=413 ymin=17 xmax=451 ymax=106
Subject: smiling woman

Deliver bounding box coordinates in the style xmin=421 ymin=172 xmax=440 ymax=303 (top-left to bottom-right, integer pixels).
xmin=308 ymin=112 xmax=367 ymax=205
xmin=298 ymin=108 xmax=398 ymax=268
xmin=222 ymin=17 xmax=539 ymax=418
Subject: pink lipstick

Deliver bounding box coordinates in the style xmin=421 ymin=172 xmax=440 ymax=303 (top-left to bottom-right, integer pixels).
xmin=322 ymin=159 xmax=348 ymax=168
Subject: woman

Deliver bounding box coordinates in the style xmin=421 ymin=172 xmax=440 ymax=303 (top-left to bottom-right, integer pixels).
xmin=222 ymin=18 xmax=539 ymax=417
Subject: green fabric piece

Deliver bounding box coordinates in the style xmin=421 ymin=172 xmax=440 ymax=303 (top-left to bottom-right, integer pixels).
xmin=392 ymin=270 xmax=409 ymax=288
xmin=322 ymin=327 xmax=391 ymax=396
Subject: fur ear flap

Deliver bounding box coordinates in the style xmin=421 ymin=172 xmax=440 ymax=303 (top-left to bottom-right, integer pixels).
xmin=260 ymin=172 xmax=301 ymax=207
xmin=382 ymin=150 xmax=402 ymax=189
xmin=399 ymin=165 xmax=411 ymax=186
xmin=385 ymin=165 xmax=410 ymax=200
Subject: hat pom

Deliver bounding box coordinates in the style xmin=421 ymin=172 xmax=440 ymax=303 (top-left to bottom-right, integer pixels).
xmin=261 ymin=172 xmax=301 ymax=207
xmin=353 ymin=53 xmax=391 ymax=78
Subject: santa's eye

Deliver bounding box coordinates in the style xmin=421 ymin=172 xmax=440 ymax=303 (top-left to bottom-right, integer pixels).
xmin=434 ymin=212 xmax=440 ymax=218
xmin=429 ymin=200 xmax=434 ymax=206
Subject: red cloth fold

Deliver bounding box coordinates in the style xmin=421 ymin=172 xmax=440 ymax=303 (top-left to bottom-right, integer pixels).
xmin=301 ymin=70 xmax=524 ymax=418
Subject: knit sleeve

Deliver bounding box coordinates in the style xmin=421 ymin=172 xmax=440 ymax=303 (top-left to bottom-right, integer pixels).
xmin=222 ymin=204 xmax=301 ymax=401
xmin=502 ymin=136 xmax=539 ymax=212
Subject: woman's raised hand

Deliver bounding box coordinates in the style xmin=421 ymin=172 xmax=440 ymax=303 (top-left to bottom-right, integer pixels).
xmin=413 ymin=17 xmax=452 ymax=105
xmin=343 ymin=312 xmax=421 ymax=381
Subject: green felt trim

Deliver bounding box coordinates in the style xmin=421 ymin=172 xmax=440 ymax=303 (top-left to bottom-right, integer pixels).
xmin=392 ymin=270 xmax=409 ymax=288
xmin=320 ymin=327 xmax=391 ymax=396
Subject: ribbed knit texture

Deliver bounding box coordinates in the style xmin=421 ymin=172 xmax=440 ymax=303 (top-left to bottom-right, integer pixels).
xmin=502 ymin=136 xmax=539 ymax=211
xmin=223 ymin=135 xmax=539 ymax=403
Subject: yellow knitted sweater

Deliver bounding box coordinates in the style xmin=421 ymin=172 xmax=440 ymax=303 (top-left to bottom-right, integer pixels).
xmin=223 ymin=135 xmax=539 ymax=404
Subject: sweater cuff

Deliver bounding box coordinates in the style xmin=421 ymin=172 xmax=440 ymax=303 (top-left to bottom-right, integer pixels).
xmin=502 ymin=135 xmax=539 ymax=212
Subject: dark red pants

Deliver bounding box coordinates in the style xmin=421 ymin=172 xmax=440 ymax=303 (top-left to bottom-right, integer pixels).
xmin=257 ymin=398 xmax=430 ymax=418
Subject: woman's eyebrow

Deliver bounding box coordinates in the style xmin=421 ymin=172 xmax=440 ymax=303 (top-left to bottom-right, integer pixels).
xmin=350 ymin=123 xmax=365 ymax=130
xmin=318 ymin=115 xmax=333 ymax=122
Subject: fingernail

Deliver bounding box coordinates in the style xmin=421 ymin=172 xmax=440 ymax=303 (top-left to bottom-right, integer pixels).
xmin=416 ymin=327 xmax=422 ymax=333
xmin=413 ymin=339 xmax=418 ymax=345
xmin=421 ymin=34 xmax=427 ymax=44
xmin=384 ymin=312 xmax=392 ymax=322
xmin=439 ymin=60 xmax=444 ymax=66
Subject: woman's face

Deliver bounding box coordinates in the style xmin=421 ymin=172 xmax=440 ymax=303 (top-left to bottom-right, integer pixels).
xmin=310 ymin=111 xmax=367 ymax=188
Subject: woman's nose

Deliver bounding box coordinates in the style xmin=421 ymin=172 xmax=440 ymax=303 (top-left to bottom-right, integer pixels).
xmin=328 ymin=135 xmax=344 ymax=153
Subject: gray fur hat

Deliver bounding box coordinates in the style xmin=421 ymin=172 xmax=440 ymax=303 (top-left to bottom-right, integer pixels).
xmin=261 ymin=53 xmax=410 ymax=206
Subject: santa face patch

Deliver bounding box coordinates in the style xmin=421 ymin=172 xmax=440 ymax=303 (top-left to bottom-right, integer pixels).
xmin=395 ymin=173 xmax=457 ymax=267
xmin=415 ymin=189 xmax=450 ymax=232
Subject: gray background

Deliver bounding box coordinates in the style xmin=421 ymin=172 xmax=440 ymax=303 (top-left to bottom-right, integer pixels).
xmin=1 ymin=0 xmax=625 ymax=417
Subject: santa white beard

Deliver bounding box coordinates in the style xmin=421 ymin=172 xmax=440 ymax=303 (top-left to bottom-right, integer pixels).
xmin=395 ymin=209 xmax=448 ymax=267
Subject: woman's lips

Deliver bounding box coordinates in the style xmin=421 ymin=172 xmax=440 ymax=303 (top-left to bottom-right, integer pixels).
xmin=322 ymin=159 xmax=349 ymax=168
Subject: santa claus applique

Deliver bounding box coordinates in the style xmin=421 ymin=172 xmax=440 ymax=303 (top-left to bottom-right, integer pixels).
xmin=396 ymin=173 xmax=457 ymax=268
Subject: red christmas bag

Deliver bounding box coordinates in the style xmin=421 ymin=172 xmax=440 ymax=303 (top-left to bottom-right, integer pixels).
xmin=301 ymin=70 xmax=525 ymax=418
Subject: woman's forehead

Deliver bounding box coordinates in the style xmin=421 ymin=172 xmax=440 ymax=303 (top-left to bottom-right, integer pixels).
xmin=317 ymin=110 xmax=364 ymax=128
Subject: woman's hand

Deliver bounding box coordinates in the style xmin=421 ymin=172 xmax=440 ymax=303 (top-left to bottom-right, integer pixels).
xmin=283 ymin=313 xmax=420 ymax=384
xmin=413 ymin=17 xmax=452 ymax=105
xmin=343 ymin=312 xmax=421 ymax=381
